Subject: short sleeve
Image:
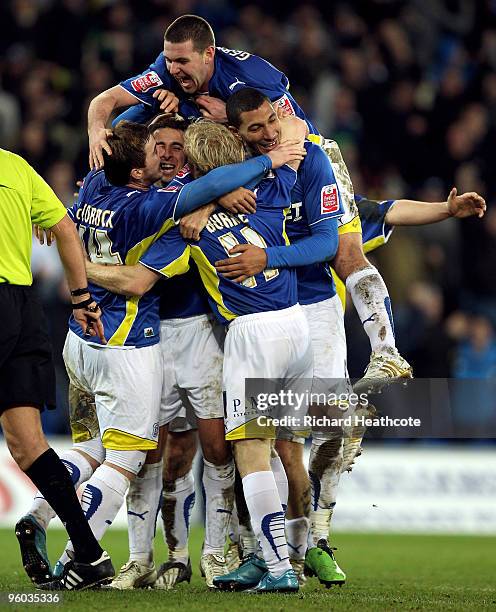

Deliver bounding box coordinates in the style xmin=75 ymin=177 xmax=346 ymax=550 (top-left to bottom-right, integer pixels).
xmin=29 ymin=166 xmax=67 ymax=228
xmin=303 ymin=145 xmax=344 ymax=226
xmin=119 ymin=53 xmax=173 ymax=107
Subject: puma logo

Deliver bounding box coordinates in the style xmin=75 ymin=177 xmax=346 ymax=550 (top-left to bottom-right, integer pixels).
xmin=229 ymin=77 xmax=246 ymax=91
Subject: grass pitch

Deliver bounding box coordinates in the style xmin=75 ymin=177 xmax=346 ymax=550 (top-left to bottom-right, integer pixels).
xmin=0 ymin=528 xmax=495 ymax=611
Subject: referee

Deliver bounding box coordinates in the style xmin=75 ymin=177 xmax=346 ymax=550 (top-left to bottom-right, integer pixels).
xmin=0 ymin=148 xmax=114 ymax=589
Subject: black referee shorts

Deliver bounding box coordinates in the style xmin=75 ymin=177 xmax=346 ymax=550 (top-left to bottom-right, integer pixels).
xmin=0 ymin=284 xmax=56 ymax=414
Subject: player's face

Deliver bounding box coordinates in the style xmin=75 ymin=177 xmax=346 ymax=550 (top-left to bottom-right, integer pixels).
xmin=141 ymin=136 xmax=162 ymax=184
xmin=235 ymin=101 xmax=281 ymax=155
xmin=153 ymin=127 xmax=186 ymax=183
xmin=163 ymin=40 xmax=214 ymax=93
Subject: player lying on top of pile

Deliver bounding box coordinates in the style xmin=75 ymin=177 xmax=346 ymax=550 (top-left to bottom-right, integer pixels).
xmin=15 ymin=117 xmax=305 ymax=592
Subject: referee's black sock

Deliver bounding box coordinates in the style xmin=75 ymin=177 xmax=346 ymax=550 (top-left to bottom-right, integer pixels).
xmin=25 ymin=448 xmax=103 ymax=564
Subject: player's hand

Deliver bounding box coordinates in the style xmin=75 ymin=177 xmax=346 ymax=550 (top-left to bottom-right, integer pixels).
xmin=152 ymin=89 xmax=179 ymax=113
xmin=195 ymin=95 xmax=228 ymax=123
xmin=72 ymin=295 xmax=107 ymax=344
xmin=279 ymin=114 xmax=308 ymax=142
xmin=215 ymin=244 xmax=267 ymax=282
xmin=89 ymin=127 xmax=114 ymax=170
xmin=73 ymin=179 xmax=84 ymax=199
xmin=218 ymin=188 xmax=257 ymax=214
xmin=447 ymin=187 xmax=486 ymax=219
xmin=34 ymin=224 xmax=55 ymax=246
xmin=267 ymin=139 xmax=306 ymax=169
xmin=179 ymin=203 xmax=215 ymax=240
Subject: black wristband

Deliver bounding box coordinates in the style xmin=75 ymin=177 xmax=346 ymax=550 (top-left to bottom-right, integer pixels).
xmin=72 ymin=297 xmax=100 ymax=311
xmin=71 ymin=287 xmax=90 ymax=297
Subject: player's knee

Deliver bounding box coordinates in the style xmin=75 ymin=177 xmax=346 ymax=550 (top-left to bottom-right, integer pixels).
xmin=201 ymin=438 xmax=230 ymax=465
xmin=73 ymin=437 xmax=105 ymax=468
xmin=104 ymin=449 xmax=147 ymax=478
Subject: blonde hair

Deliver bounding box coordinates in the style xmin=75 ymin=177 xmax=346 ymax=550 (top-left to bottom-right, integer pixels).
xmin=184 ymin=121 xmax=244 ymax=174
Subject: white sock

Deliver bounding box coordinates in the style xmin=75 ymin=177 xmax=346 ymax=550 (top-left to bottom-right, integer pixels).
xmin=58 ymin=464 xmax=129 ymax=569
xmin=346 ymin=266 xmax=396 ymax=354
xmin=242 ymin=471 xmax=291 ymax=578
xmin=80 ymin=464 xmax=130 ymax=541
xmin=29 ymin=450 xmax=94 ymax=530
xmin=228 ymin=504 xmax=240 ymax=544
xmin=162 ymin=470 xmax=195 ymax=564
xmin=202 ymin=459 xmax=235 ymax=556
xmin=308 ymin=437 xmax=343 ymax=548
xmin=127 ymin=461 xmax=163 ymax=564
xmin=270 ymin=455 xmax=289 ymax=513
xmin=286 ymin=517 xmax=309 ymax=561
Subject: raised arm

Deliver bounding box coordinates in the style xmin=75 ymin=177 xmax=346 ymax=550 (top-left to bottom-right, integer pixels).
xmin=88 ymin=86 xmax=143 ymax=170
xmin=385 ymin=188 xmax=486 ymax=226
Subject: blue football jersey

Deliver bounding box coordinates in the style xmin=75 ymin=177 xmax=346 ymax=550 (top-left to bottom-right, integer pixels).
xmin=355 ymin=195 xmax=395 ymax=253
xmin=284 ymin=141 xmax=344 ymax=305
xmin=68 ymin=170 xmax=189 ymax=347
xmin=119 ymin=47 xmax=318 ymax=134
xmin=142 ymin=165 xmax=299 ymax=325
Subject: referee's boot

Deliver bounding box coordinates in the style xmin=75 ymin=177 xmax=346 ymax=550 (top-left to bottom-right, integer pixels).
xmin=38 ymin=551 xmax=114 ymax=591
xmin=15 ymin=514 xmax=52 ymax=586
xmin=353 ymin=347 xmax=412 ymax=395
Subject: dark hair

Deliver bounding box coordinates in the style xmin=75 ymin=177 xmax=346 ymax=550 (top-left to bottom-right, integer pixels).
xmin=103 ymin=121 xmax=151 ymax=186
xmin=226 ymin=87 xmax=271 ymax=128
xmin=164 ymin=15 xmax=215 ymax=52
xmin=147 ymin=114 xmax=189 ymax=133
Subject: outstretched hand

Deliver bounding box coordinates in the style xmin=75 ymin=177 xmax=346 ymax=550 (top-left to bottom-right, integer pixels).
xmin=447 ymin=187 xmax=486 ymax=219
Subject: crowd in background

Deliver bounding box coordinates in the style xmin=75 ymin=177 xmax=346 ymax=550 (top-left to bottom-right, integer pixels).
xmin=0 ymin=0 xmax=495 ymax=434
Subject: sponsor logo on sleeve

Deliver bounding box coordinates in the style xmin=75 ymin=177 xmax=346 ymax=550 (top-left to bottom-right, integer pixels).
xmin=158 ymin=185 xmax=179 ymax=192
xmin=274 ymin=94 xmax=295 ymax=116
xmin=321 ymin=184 xmax=339 ymax=214
xmin=130 ymin=71 xmax=163 ymax=93
xmin=175 ymin=164 xmax=191 ymax=179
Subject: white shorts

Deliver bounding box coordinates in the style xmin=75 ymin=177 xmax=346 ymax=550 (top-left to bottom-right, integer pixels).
xmin=63 ymin=331 xmax=162 ymax=451
xmin=223 ymin=304 xmax=313 ymax=441
xmin=159 ymin=314 xmax=225 ymax=427
xmin=279 ymin=295 xmax=353 ymax=443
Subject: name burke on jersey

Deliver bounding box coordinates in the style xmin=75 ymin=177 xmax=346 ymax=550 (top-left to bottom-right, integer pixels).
xmin=76 ymin=203 xmax=115 ymax=228
xmin=205 ymin=211 xmax=249 ymax=233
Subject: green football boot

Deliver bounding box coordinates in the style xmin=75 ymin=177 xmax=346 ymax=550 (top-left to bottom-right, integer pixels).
xmin=213 ymin=553 xmax=266 ymax=591
xmin=246 ymin=569 xmax=299 ymax=594
xmin=15 ymin=515 xmax=52 ymax=585
xmin=304 ymin=539 xmax=346 ymax=588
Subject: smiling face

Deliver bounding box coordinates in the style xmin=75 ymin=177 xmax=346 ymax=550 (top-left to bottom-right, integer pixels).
xmin=234 ymin=100 xmax=281 ymax=155
xmin=152 ymin=127 xmax=186 ymax=184
xmin=163 ymin=39 xmax=215 ymax=94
